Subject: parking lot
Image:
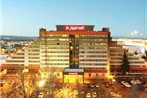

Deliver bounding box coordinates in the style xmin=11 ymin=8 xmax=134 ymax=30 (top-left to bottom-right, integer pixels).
xmin=1 ymin=74 xmax=147 ymax=98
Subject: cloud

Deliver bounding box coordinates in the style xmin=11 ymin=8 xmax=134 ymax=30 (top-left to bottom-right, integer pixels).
xmin=129 ymin=30 xmax=144 ymax=37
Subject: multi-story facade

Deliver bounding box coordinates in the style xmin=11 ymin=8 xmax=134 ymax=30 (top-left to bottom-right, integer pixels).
xmin=110 ymin=41 xmax=147 ymax=75
xmin=1 ymin=25 xmax=147 ymax=83
xmin=110 ymin=41 xmax=123 ymax=74
xmin=0 ymin=39 xmax=40 ymax=73
xmin=39 ymin=25 xmax=111 ymax=83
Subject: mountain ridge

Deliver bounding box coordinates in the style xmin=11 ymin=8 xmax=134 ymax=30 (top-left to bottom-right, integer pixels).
xmin=0 ymin=35 xmax=146 ymax=41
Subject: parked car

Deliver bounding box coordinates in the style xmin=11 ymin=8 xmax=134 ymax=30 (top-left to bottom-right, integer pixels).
xmin=121 ymin=81 xmax=131 ymax=88
xmin=130 ymin=80 xmax=137 ymax=85
xmin=136 ymin=80 xmax=142 ymax=84
xmin=74 ymin=90 xmax=78 ymax=95
xmin=92 ymin=90 xmax=98 ymax=98
xmin=96 ymin=84 xmax=99 ymax=88
xmin=90 ymin=84 xmax=95 ymax=87
xmin=80 ymin=90 xmax=84 ymax=94
xmin=38 ymin=92 xmax=44 ymax=98
xmin=130 ymin=79 xmax=142 ymax=85
xmin=86 ymin=92 xmax=91 ymax=98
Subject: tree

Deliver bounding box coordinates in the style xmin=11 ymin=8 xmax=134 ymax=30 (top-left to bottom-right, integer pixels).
xmin=144 ymin=50 xmax=147 ymax=59
xmin=16 ymin=70 xmax=40 ymax=98
xmin=141 ymin=50 xmax=147 ymax=60
xmin=119 ymin=50 xmax=130 ymax=75
xmin=134 ymin=51 xmax=138 ymax=55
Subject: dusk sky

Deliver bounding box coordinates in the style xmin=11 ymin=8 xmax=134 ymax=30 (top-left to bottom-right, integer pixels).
xmin=1 ymin=0 xmax=147 ymax=38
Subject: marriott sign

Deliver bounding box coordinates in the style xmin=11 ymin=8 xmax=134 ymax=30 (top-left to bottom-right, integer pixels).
xmin=56 ymin=25 xmax=94 ymax=31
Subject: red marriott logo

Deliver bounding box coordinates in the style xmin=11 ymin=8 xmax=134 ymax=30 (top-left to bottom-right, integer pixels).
xmin=65 ymin=26 xmax=85 ymax=31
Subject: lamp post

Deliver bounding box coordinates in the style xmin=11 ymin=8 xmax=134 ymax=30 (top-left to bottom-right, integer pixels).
xmin=38 ymin=80 xmax=45 ymax=88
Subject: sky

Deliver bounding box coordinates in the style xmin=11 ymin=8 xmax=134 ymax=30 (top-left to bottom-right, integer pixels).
xmin=1 ymin=0 xmax=147 ymax=38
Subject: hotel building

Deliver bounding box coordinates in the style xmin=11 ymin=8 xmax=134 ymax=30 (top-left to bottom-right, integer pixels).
xmin=1 ymin=25 xmax=147 ymax=83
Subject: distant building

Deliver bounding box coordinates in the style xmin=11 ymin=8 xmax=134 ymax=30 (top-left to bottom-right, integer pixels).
xmin=114 ymin=38 xmax=147 ymax=56
xmin=0 ymin=25 xmax=147 ymax=83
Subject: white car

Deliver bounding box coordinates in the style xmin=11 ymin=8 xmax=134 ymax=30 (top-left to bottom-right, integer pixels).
xmin=116 ymin=94 xmax=122 ymax=98
xmin=86 ymin=92 xmax=91 ymax=98
xmin=121 ymin=81 xmax=126 ymax=85
xmin=110 ymin=91 xmax=115 ymax=95
xmin=96 ymin=84 xmax=99 ymax=88
xmin=136 ymin=80 xmax=141 ymax=84
xmin=130 ymin=80 xmax=137 ymax=84
xmin=131 ymin=79 xmax=141 ymax=85
xmin=90 ymin=84 xmax=94 ymax=87
xmin=110 ymin=91 xmax=122 ymax=98
xmin=92 ymin=93 xmax=97 ymax=97
xmin=121 ymin=81 xmax=131 ymax=87
xmin=38 ymin=92 xmax=44 ymax=98
xmin=74 ymin=90 xmax=78 ymax=95
xmin=125 ymin=83 xmax=131 ymax=88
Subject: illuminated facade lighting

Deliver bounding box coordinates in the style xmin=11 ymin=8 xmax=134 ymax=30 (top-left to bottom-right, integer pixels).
xmin=1 ymin=25 xmax=147 ymax=83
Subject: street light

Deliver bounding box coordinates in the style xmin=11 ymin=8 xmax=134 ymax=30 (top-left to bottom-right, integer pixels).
xmin=38 ymin=80 xmax=45 ymax=87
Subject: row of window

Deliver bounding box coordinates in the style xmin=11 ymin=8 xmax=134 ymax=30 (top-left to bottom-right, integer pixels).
xmin=28 ymin=61 xmax=40 ymax=63
xmin=110 ymin=54 xmax=122 ymax=56
xmin=110 ymin=50 xmax=122 ymax=52
xmin=40 ymin=45 xmax=108 ymax=49
xmin=110 ymin=57 xmax=122 ymax=59
xmin=41 ymin=47 xmax=69 ymax=49
xmin=28 ymin=53 xmax=40 ymax=55
xmin=41 ymin=63 xmax=69 ymax=65
xmin=1 ymin=64 xmax=24 ymax=66
xmin=110 ymin=61 xmax=122 ymax=63
xmin=41 ymin=55 xmax=68 ymax=57
xmin=6 ymin=60 xmax=24 ymax=62
xmin=28 ymin=49 xmax=40 ymax=52
xmin=80 ymin=59 xmax=107 ymax=61
xmin=41 ymin=42 xmax=69 ymax=45
xmin=41 ymin=38 xmax=69 ymax=41
xmin=80 ymin=63 xmax=107 ymax=66
xmin=79 ymin=47 xmax=107 ymax=50
xmin=41 ymin=34 xmax=107 ymax=37
xmin=80 ymin=35 xmax=107 ymax=37
xmin=28 ymin=57 xmax=40 ymax=59
xmin=129 ymin=61 xmax=145 ymax=64
xmin=80 ymin=51 xmax=108 ymax=53
xmin=79 ymin=40 xmax=107 ymax=43
xmin=28 ymin=46 xmax=39 ymax=48
xmin=79 ymin=55 xmax=107 ymax=57
xmin=79 ymin=43 xmax=107 ymax=45
xmin=41 ymin=34 xmax=65 ymax=37
xmin=42 ymin=55 xmax=69 ymax=57
xmin=41 ymin=51 xmax=69 ymax=53
xmin=40 ymin=43 xmax=107 ymax=46
xmin=11 ymin=57 xmax=24 ymax=59
xmin=41 ymin=59 xmax=69 ymax=61
xmin=17 ymin=53 xmax=24 ymax=55
xmin=79 ymin=39 xmax=107 ymax=41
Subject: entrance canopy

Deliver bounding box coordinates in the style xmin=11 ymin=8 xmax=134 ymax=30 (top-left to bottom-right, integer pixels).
xmin=64 ymin=68 xmax=84 ymax=73
xmin=63 ymin=68 xmax=84 ymax=84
